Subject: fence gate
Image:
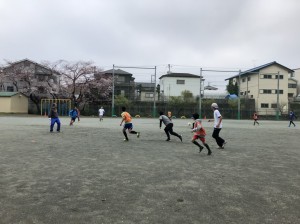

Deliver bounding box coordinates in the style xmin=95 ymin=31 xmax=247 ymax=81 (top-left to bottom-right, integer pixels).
xmin=41 ymin=99 xmax=72 ymax=116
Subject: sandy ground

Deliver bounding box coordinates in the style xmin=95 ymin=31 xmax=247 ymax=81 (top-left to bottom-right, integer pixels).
xmin=0 ymin=116 xmax=299 ymax=224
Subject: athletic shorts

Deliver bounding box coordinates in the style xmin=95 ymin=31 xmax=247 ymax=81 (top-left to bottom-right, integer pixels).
xmin=124 ymin=123 xmax=133 ymax=130
xmin=71 ymin=117 xmax=76 ymax=121
xmin=192 ymin=135 xmax=206 ymax=143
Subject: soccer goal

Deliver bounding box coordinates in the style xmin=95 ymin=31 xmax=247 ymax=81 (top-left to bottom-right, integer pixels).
xmin=41 ymin=99 xmax=72 ymax=116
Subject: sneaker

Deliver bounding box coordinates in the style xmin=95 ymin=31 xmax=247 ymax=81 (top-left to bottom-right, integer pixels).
xmin=222 ymin=141 xmax=227 ymax=149
xmin=137 ymin=132 xmax=140 ymax=138
xmin=124 ymin=138 xmax=129 ymax=141
xmin=199 ymin=145 xmax=204 ymax=153
xmin=207 ymin=150 xmax=212 ymax=156
xmin=166 ymin=139 xmax=170 ymax=141
xmin=179 ymin=135 xmax=182 ymax=142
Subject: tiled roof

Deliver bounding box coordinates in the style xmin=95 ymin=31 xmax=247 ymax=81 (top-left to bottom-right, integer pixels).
xmin=2 ymin=58 xmax=60 ymax=74
xmin=159 ymin=73 xmax=200 ymax=79
xmin=225 ymin=61 xmax=294 ymax=80
xmin=0 ymin=92 xmax=19 ymax=97
xmin=102 ymin=69 xmax=132 ymax=75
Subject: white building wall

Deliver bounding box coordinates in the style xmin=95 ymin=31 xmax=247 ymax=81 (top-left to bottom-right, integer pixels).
xmin=293 ymin=68 xmax=300 ymax=94
xmin=235 ymin=64 xmax=293 ymax=115
xmin=160 ymin=77 xmax=201 ymax=99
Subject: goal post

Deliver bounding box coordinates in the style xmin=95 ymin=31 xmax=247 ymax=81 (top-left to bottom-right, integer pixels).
xmin=41 ymin=99 xmax=72 ymax=116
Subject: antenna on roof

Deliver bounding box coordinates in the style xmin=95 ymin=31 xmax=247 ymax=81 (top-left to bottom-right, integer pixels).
xmin=167 ymin=64 xmax=171 ymax=74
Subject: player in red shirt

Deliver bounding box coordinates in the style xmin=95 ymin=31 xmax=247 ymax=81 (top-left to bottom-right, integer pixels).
xmin=191 ymin=113 xmax=212 ymax=155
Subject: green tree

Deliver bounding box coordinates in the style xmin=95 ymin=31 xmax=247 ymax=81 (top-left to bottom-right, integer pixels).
xmin=168 ymin=96 xmax=183 ymax=107
xmin=226 ymin=80 xmax=239 ymax=95
xmin=115 ymin=95 xmax=130 ymax=107
xmin=181 ymin=90 xmax=194 ymax=103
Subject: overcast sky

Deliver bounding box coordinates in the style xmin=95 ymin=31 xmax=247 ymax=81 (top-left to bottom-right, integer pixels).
xmin=1 ymin=0 xmax=300 ymax=93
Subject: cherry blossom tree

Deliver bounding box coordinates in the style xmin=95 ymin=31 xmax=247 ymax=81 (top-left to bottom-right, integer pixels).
xmin=0 ymin=59 xmax=60 ymax=113
xmin=54 ymin=60 xmax=112 ymax=110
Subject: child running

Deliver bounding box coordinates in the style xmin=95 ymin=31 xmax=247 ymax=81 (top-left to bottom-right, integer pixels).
xmin=120 ymin=106 xmax=140 ymax=141
xmin=99 ymin=106 xmax=105 ymax=121
xmin=191 ymin=113 xmax=212 ymax=155
xmin=48 ymin=103 xmax=61 ymax=132
xmin=159 ymin=111 xmax=182 ymax=142
xmin=69 ymin=107 xmax=78 ymax=126
xmin=288 ymin=110 xmax=297 ymax=127
xmin=211 ymin=103 xmax=226 ymax=149
xmin=253 ymin=112 xmax=259 ymax=126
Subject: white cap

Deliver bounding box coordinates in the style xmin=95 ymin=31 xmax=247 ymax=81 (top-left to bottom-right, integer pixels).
xmin=211 ymin=103 xmax=218 ymax=108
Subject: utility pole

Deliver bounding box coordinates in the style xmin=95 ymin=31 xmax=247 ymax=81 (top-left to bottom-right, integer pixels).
xmin=153 ymin=66 xmax=157 ymax=117
xmin=112 ymin=64 xmax=115 ymax=116
xmin=238 ymin=70 xmax=241 ymax=120
xmin=199 ymin=68 xmax=203 ymax=118
xmin=276 ymin=71 xmax=280 ymax=120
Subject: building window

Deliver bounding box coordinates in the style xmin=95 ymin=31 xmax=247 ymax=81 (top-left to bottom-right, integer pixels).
xmin=247 ymin=77 xmax=251 ymax=81
xmin=274 ymin=90 xmax=283 ymax=94
xmin=240 ymin=92 xmax=244 ymax=95
xmin=260 ymin=89 xmax=272 ymax=94
xmin=262 ymin=74 xmax=272 ymax=79
xmin=271 ymin=104 xmax=277 ymax=108
xmin=275 ymin=75 xmax=284 ymax=79
xmin=120 ymin=90 xmax=125 ymax=96
xmin=176 ymin=80 xmax=185 ymax=84
xmin=242 ymin=78 xmax=245 ymax=82
xmin=288 ymin=93 xmax=294 ymax=98
xmin=250 ymin=95 xmax=253 ymax=98
xmin=38 ymin=75 xmax=46 ymax=81
xmin=145 ymin=93 xmax=154 ymax=98
xmin=117 ymin=76 xmax=125 ymax=82
xmin=261 ymin=103 xmax=269 ymax=108
xmin=288 ymin=83 xmax=297 ymax=88
xmin=7 ymin=86 xmax=14 ymax=92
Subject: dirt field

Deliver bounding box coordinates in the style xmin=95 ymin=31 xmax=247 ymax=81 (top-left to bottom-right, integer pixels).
xmin=0 ymin=115 xmax=299 ymax=224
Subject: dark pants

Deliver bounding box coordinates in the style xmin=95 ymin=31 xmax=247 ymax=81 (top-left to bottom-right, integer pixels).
xmin=50 ymin=117 xmax=61 ymax=132
xmin=212 ymin=128 xmax=225 ymax=147
xmin=289 ymin=120 xmax=295 ymax=127
xmin=164 ymin=123 xmax=180 ymax=139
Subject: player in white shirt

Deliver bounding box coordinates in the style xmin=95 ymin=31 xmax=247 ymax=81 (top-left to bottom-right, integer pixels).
xmin=98 ymin=106 xmax=105 ymax=121
xmin=211 ymin=103 xmax=226 ymax=149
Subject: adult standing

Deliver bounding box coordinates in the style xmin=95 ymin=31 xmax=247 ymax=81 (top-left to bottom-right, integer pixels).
xmin=48 ymin=103 xmax=61 ymax=132
xmin=211 ymin=103 xmax=226 ymax=149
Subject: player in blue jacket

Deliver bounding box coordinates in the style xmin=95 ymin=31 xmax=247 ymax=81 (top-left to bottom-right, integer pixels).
xmin=69 ymin=107 xmax=79 ymax=126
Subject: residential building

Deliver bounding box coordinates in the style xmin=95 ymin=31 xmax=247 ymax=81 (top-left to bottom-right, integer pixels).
xmin=225 ymin=61 xmax=296 ymax=115
xmin=159 ymin=73 xmax=202 ymax=100
xmin=96 ymin=69 xmax=135 ymax=100
xmin=293 ymin=68 xmax=300 ymax=95
xmin=135 ymin=82 xmax=158 ymax=102
xmin=0 ymin=59 xmax=60 ymax=95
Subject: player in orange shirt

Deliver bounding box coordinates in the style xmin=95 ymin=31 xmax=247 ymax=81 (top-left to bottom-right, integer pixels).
xmin=120 ymin=106 xmax=140 ymax=141
xmin=191 ymin=113 xmax=212 ymax=155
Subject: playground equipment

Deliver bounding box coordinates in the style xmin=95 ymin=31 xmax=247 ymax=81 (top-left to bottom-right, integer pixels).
xmin=41 ymin=99 xmax=72 ymax=116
